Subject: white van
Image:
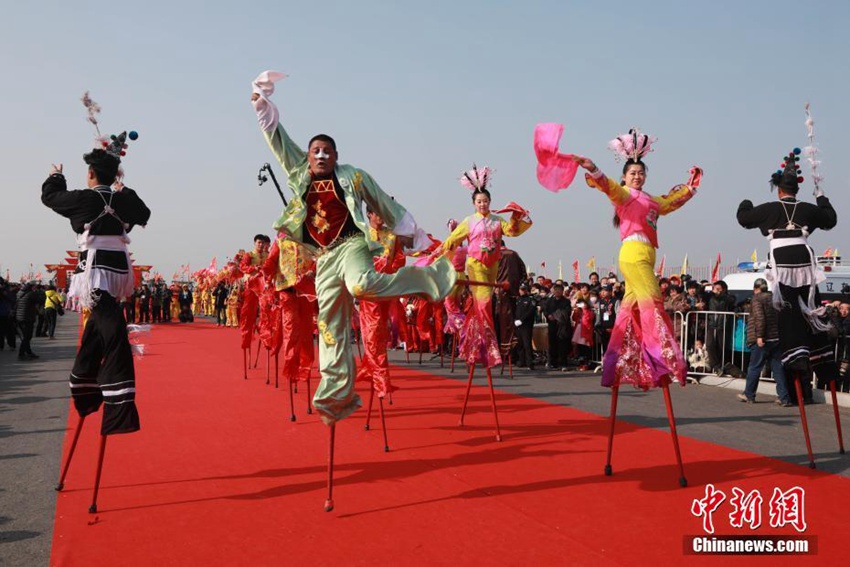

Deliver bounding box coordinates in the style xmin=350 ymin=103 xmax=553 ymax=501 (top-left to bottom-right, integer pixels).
xmin=723 ymin=257 xmax=850 ymax=305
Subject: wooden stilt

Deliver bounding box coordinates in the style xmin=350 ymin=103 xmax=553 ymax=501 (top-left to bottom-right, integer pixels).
xmin=458 ymin=363 xmax=475 ymax=426
xmin=266 ymin=349 xmax=271 ymax=385
xmin=485 ymin=367 xmax=502 ymax=442
xmin=604 ymin=384 xmax=619 ymax=476
xmin=364 ymin=386 xmax=375 ymax=431
xmin=306 ymin=376 xmax=313 ymax=415
xmin=274 ymin=354 xmax=279 ymax=389
xmin=794 ymin=374 xmax=816 ymax=469
xmin=379 ymin=396 xmax=390 ymax=452
xmin=450 ymin=333 xmax=457 ymax=373
xmin=661 ymin=381 xmax=688 ymax=487
xmin=243 ymin=348 xmax=248 ymax=380
xmin=55 ymin=415 xmax=85 ymax=491
xmin=88 ymin=435 xmax=108 ymax=514
xmin=830 ymin=380 xmax=845 ymax=454
xmin=324 ymin=424 xmax=335 ymax=512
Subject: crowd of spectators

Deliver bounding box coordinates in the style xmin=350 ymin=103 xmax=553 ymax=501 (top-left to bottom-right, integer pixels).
xmin=0 ymin=277 xmax=67 ymax=361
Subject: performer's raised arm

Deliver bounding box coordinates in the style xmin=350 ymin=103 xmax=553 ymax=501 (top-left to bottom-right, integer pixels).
xmin=251 ymin=71 xmax=306 ymax=177
xmin=574 ymin=156 xmax=631 ymax=206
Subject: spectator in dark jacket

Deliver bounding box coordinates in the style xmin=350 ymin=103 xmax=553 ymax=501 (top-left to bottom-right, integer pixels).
xmin=738 ymin=279 xmax=790 ymax=405
xmin=0 ymin=278 xmax=17 ymax=350
xmin=514 ymin=283 xmax=537 ymax=369
xmin=542 ymin=284 xmax=571 ymax=369
xmin=705 ymin=280 xmax=736 ymax=373
xmin=15 ymin=282 xmax=40 ymax=360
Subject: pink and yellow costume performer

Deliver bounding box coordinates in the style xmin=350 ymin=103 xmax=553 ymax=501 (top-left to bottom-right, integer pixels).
xmin=355 ymin=219 xmax=406 ymax=397
xmin=585 ymin=147 xmax=700 ymax=390
xmin=539 ymin=124 xmax=701 ymax=486
xmin=443 ymin=167 xmax=532 ymax=368
xmin=443 ymin=219 xmax=468 ymax=335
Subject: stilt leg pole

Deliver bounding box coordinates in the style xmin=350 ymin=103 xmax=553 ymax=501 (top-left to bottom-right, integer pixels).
xmin=274 ymin=354 xmax=279 ymax=389
xmin=661 ymin=381 xmax=688 ymax=487
xmin=288 ymin=377 xmax=296 ymax=422
xmin=604 ymin=384 xmax=620 ymax=477
xmin=306 ymin=376 xmax=313 ymax=415
xmin=830 ymin=380 xmax=845 ymax=454
xmin=266 ymin=349 xmax=271 ymax=385
xmin=450 ymin=333 xmax=457 ymax=373
xmin=795 ymin=374 xmax=816 ymax=469
xmin=485 ymin=367 xmax=502 ymax=442
xmin=508 ymin=352 xmax=513 ymax=379
xmin=365 ymin=386 xmax=375 ymax=431
xmin=324 ymin=424 xmax=335 ymax=512
xmin=243 ymin=348 xmax=248 ymax=380
xmin=89 ymin=435 xmax=107 ymax=514
xmin=253 ymin=342 xmax=262 ymax=368
xmin=440 ymin=345 xmax=444 ymax=369
xmin=55 ymin=415 xmax=85 ymax=491
xmin=388 ymin=391 xmax=393 ymax=406
xmin=379 ymin=395 xmax=390 ymax=452
xmin=459 ymin=363 xmax=475 ymax=426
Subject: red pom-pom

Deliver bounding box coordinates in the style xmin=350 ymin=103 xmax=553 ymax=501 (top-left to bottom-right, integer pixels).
xmin=102 ymin=141 xmax=108 ymax=147
xmin=120 ymin=150 xmax=126 ymax=156
xmin=797 ymin=176 xmax=804 ymax=183
xmin=781 ymin=162 xmax=786 ymax=168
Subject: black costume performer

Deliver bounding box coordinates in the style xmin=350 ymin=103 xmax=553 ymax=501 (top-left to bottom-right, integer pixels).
xmin=736 ymin=147 xmax=838 ymax=395
xmin=42 ymin=135 xmax=150 ymax=435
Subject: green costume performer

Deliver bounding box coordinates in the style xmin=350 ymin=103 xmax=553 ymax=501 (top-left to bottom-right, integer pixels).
xmin=251 ymin=71 xmax=456 ymax=425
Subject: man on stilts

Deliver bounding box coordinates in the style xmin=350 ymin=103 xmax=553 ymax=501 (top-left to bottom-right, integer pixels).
xmin=239 ymin=234 xmax=269 ymax=377
xmin=251 ymin=70 xmax=456 ymax=511
xmin=43 ymin=93 xmax=151 ymax=513
xmin=736 ymin=107 xmax=844 ymax=467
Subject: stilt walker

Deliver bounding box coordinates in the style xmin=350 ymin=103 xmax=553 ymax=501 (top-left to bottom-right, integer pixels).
xmin=261 ymin=234 xmax=317 ymax=421
xmin=45 ymin=92 xmax=151 ymax=512
xmin=443 ymin=166 xmax=533 ymax=442
xmin=544 ymin=123 xmax=701 ymax=486
xmin=736 ymin=104 xmax=843 ymax=465
xmin=356 ymin=206 xmax=406 ymax=451
xmin=239 ymin=234 xmax=270 ymax=375
xmin=251 ymin=70 xmax=456 ymax=510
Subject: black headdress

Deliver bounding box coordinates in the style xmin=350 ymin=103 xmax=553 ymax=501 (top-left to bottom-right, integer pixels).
xmin=770 ymin=148 xmax=803 ymax=194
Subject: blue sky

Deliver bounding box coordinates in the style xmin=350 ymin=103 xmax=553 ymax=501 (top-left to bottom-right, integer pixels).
xmin=3 ymin=0 xmax=849 ymax=281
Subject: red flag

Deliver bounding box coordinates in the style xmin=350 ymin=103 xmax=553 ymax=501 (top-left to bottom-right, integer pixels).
xmin=572 ymin=260 xmax=580 ymax=283
xmin=656 ymin=255 xmax=666 ymax=276
xmin=710 ymin=253 xmax=721 ymax=282
xmin=541 ymin=261 xmax=546 ymax=268
xmin=823 ymin=248 xmax=833 ymax=258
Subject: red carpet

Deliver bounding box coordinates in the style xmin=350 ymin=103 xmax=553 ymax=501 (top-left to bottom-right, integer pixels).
xmin=51 ymin=320 xmax=850 ymax=565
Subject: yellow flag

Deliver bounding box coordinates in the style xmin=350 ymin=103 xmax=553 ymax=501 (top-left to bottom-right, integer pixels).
xmin=680 ymin=253 xmax=688 ymax=276
xmin=751 ymin=249 xmax=758 ymax=263
xmin=586 ymin=256 xmax=596 ymax=271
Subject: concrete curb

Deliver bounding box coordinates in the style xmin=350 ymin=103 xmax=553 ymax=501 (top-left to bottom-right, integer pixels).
xmin=694 ymin=374 xmax=850 ymax=409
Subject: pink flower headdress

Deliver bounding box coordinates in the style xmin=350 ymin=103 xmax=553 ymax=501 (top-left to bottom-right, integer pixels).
xmin=608 ymin=127 xmax=656 ymax=163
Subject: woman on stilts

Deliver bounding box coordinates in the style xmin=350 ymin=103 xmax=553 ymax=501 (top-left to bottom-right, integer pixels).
xmin=543 ymin=125 xmax=701 ymax=486
xmin=442 ymin=166 xmax=532 ymax=440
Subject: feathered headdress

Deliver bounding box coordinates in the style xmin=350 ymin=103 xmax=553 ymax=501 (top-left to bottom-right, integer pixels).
xmin=447 ymin=218 xmax=459 ymax=232
xmin=804 ymin=103 xmax=823 ymax=195
xmin=459 ymin=164 xmax=492 ymax=191
xmin=608 ymin=127 xmax=656 ymax=163
xmin=81 ymin=91 xmax=138 ymax=162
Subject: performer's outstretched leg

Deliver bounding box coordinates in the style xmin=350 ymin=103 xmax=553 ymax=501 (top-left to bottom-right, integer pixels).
xmin=89 ymin=435 xmax=107 ymax=514
xmin=485 ymin=367 xmax=502 ymax=442
xmin=830 ymin=380 xmax=845 ymax=454
xmin=604 ymin=384 xmax=620 ymax=476
xmin=459 ymin=363 xmax=475 ymax=426
xmin=55 ymin=415 xmax=86 ymax=491
xmin=661 ymin=380 xmax=687 ymax=487
xmin=794 ymin=373 xmax=816 ymax=469
xmin=324 ymin=424 xmax=336 ymax=512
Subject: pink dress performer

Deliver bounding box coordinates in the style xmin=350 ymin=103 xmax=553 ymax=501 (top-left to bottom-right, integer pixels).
xmin=443 ymin=165 xmax=532 ymax=441
xmin=535 ymin=123 xmax=702 ymax=486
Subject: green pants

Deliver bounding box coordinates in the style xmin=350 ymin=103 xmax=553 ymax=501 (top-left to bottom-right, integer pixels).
xmin=313 ymin=237 xmax=457 ymax=424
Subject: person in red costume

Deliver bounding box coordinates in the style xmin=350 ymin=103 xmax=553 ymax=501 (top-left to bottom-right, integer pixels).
xmin=355 ymin=207 xmax=406 ymax=397
xmin=239 ymin=234 xmax=270 ymax=353
xmin=262 ymin=234 xmax=317 ymax=407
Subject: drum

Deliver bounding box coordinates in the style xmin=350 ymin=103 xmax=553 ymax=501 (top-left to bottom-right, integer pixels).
xmin=532 ymin=323 xmax=549 ymax=352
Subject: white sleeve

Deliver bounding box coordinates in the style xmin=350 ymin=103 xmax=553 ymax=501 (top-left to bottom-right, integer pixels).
xmin=251 ymin=70 xmax=287 ymax=132
xmin=393 ymin=211 xmax=431 ymax=252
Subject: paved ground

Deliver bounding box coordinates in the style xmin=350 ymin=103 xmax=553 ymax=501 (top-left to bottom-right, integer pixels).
xmin=1 ymin=320 xmax=848 ymax=565
xmin=0 ymin=316 xmax=75 ymax=566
